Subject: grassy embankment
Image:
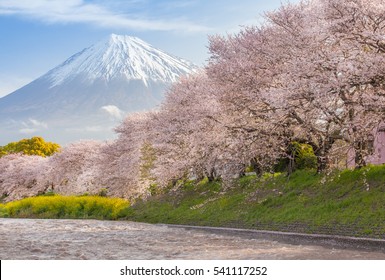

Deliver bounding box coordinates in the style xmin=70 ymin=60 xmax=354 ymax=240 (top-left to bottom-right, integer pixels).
xmin=126 ymin=166 xmax=385 ymax=238
xmin=1 ymin=166 xmax=385 ymax=238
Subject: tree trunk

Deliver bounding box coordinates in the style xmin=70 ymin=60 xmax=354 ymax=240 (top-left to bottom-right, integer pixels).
xmin=317 ymin=154 xmax=328 ymax=173
xmin=287 ymin=155 xmax=295 ymax=175
xmin=354 ymin=141 xmax=366 ymax=169
xmin=250 ymin=158 xmax=263 ymax=176
xmin=315 ymin=137 xmax=334 ymax=173
xmin=207 ymin=167 xmax=217 ymax=182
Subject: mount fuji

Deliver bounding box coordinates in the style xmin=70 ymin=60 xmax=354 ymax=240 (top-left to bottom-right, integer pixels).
xmin=0 ymin=34 xmax=197 ymax=144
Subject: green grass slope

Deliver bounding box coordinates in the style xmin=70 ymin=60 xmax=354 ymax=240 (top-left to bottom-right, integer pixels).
xmin=126 ymin=167 xmax=385 ymax=238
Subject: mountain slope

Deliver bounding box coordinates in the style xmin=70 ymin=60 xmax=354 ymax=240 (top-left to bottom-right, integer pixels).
xmin=0 ymin=34 xmax=197 ymax=144
xmin=47 ymin=34 xmax=194 ymax=87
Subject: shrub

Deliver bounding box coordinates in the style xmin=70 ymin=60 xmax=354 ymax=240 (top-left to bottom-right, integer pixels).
xmin=2 ymin=195 xmax=130 ymax=220
xmin=0 ymin=136 xmax=60 ymax=157
xmin=292 ymin=142 xmax=317 ymax=170
xmin=97 ymin=188 xmax=108 ymax=197
xmin=275 ymin=142 xmax=317 ymax=172
xmin=0 ymin=204 xmax=8 ymax=217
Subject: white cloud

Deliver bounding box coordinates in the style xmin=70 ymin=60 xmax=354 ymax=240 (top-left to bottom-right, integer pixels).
xmin=64 ymin=125 xmax=111 ymax=133
xmin=85 ymin=126 xmax=105 ymax=132
xmin=19 ymin=128 xmax=38 ymax=134
xmin=101 ymin=105 xmax=125 ymax=120
xmin=0 ymin=0 xmax=210 ymax=32
xmin=28 ymin=119 xmax=48 ymax=128
xmin=18 ymin=118 xmax=48 ymax=134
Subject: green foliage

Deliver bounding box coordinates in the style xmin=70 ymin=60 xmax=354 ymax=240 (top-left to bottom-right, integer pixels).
xmin=244 ymin=166 xmax=254 ymax=173
xmin=39 ymin=190 xmax=56 ymax=197
xmin=0 ymin=136 xmax=60 ymax=157
xmin=0 ymin=204 xmax=8 ymax=217
xmin=0 ymin=193 xmax=9 ymax=203
xmin=0 ymin=195 xmax=130 ymax=220
xmin=275 ymin=141 xmax=317 ymax=172
xmin=140 ymin=142 xmax=156 ymax=181
xmin=97 ymin=188 xmax=108 ymax=197
xmin=0 ymin=149 xmax=7 ymax=157
xmin=148 ymin=184 xmax=161 ymax=196
xmin=291 ymin=142 xmax=317 ymax=170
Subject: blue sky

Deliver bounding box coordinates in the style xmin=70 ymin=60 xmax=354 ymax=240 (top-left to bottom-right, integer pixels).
xmin=0 ymin=0 xmax=298 ymax=98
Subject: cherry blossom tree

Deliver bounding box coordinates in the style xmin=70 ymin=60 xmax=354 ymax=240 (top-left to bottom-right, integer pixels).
xmin=0 ymin=154 xmax=50 ymax=201
xmin=264 ymin=0 xmax=385 ymax=169
xmin=46 ymin=140 xmax=106 ymax=195
xmin=96 ymin=112 xmax=155 ymax=199
xmin=149 ymin=72 xmax=237 ymax=186
xmin=207 ymin=27 xmax=292 ymax=174
xmin=321 ymin=0 xmax=385 ymax=167
xmin=206 ymin=0 xmax=385 ymax=171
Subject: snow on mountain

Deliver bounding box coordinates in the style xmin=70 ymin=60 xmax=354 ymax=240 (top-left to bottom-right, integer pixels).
xmin=0 ymin=34 xmax=198 ymax=145
xmin=47 ymin=34 xmax=195 ymax=87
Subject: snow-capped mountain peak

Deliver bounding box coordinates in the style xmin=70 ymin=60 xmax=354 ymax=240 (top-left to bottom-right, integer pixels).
xmin=46 ymin=34 xmax=196 ymax=87
xmin=0 ymin=34 xmax=198 ymax=144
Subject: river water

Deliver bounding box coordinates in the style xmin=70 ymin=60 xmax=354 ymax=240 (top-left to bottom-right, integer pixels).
xmin=0 ymin=218 xmax=384 ymax=259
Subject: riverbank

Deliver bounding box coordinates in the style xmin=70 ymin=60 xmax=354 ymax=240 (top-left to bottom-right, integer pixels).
xmin=1 ymin=166 xmax=385 ymax=239
xmin=125 ymin=167 xmax=385 ymax=239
